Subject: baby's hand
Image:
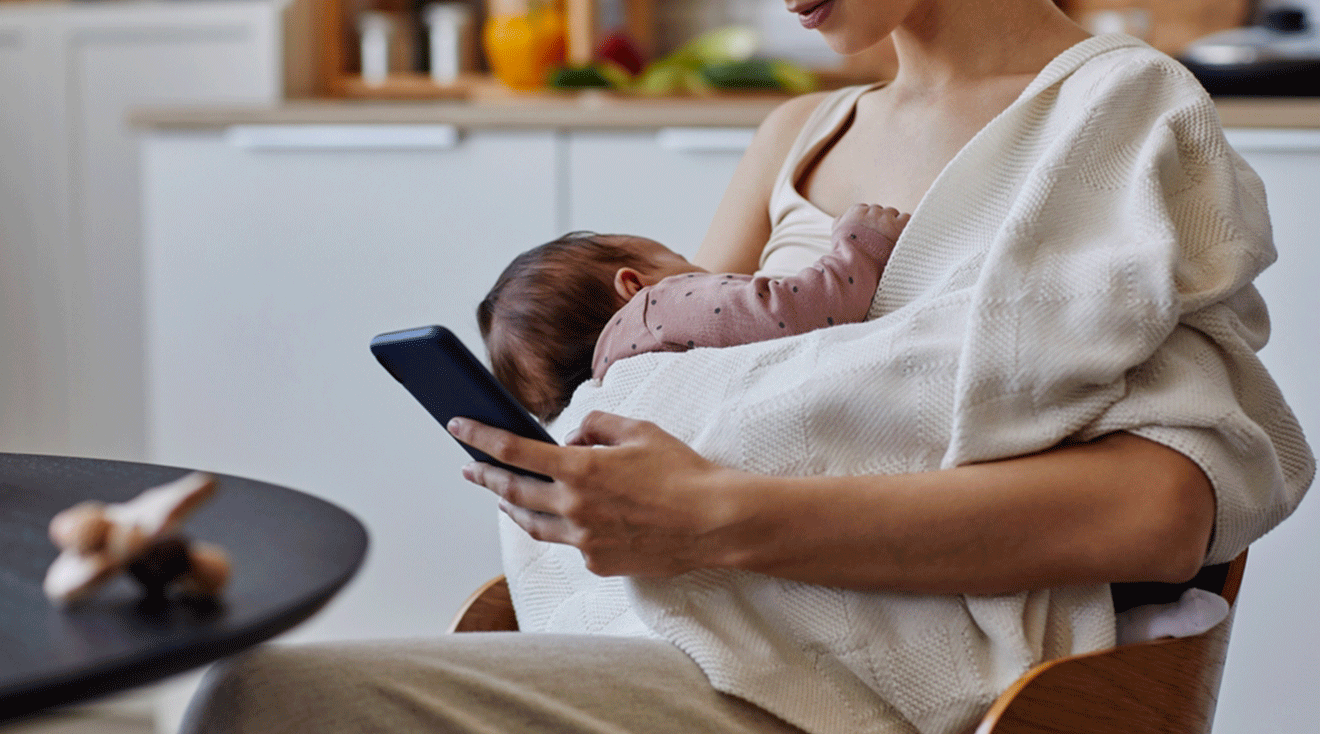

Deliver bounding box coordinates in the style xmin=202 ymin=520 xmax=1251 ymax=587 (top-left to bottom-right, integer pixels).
xmin=832 ymin=203 xmax=910 ymax=247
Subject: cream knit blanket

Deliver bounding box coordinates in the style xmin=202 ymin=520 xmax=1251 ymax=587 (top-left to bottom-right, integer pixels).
xmin=501 ymin=35 xmax=1314 ymax=734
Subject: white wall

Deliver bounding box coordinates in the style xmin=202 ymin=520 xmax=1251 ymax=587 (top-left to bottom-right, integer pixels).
xmin=0 ymin=0 xmax=283 ymax=461
xmin=1215 ymin=130 xmax=1320 ymax=734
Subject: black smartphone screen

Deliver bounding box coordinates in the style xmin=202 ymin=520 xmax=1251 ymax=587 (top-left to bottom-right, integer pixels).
xmin=371 ymin=325 xmax=556 ymax=480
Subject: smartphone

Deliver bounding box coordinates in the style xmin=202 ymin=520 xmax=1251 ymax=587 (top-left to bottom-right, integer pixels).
xmin=371 ymin=325 xmax=556 ymax=480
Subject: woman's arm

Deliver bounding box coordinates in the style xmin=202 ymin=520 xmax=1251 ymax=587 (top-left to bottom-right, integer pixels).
xmin=448 ymin=412 xmax=1215 ymax=595
xmin=691 ymin=93 xmax=829 ymax=275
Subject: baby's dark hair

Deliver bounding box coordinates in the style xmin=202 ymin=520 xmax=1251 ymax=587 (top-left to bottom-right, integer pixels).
xmin=478 ymin=232 xmax=653 ymax=423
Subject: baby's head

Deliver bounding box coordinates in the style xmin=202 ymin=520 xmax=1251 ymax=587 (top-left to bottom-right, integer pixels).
xmin=478 ymin=232 xmax=703 ymax=423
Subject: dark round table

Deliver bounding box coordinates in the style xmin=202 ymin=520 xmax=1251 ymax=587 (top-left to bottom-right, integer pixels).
xmin=0 ymin=453 xmax=369 ymax=723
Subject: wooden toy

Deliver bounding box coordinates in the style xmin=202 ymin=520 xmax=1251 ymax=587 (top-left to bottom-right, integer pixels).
xmin=43 ymin=472 xmax=231 ymax=605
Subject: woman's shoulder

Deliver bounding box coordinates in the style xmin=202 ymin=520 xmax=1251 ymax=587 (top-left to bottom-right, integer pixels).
xmin=750 ymin=90 xmax=834 ymax=163
xmin=760 ymin=82 xmax=880 ymax=137
xmin=1059 ymin=38 xmax=1210 ymax=113
xmin=1041 ymin=38 xmax=1230 ymax=163
xmin=762 ymin=89 xmax=835 ymax=132
xmin=746 ymin=84 xmax=875 ymax=181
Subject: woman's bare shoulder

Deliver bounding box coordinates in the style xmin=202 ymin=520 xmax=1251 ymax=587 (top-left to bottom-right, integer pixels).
xmin=751 ymin=90 xmax=834 ymax=163
xmin=764 ymin=90 xmax=834 ymax=131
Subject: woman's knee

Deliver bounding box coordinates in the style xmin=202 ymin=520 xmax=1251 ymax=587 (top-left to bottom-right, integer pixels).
xmin=181 ymin=645 xmax=346 ymax=734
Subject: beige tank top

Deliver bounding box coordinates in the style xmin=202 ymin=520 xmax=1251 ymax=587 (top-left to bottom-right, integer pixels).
xmin=760 ymin=82 xmax=884 ymax=279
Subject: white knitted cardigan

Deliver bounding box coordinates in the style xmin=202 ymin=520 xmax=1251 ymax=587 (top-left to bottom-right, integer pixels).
xmin=501 ymin=35 xmax=1314 ymax=734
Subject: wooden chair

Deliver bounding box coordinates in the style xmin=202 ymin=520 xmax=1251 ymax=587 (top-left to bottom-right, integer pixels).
xmin=448 ymin=551 xmax=1248 ymax=734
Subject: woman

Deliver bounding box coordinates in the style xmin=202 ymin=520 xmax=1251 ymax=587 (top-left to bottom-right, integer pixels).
xmin=186 ymin=1 xmax=1312 ymax=733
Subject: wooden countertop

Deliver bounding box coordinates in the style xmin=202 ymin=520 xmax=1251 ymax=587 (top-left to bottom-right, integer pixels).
xmin=131 ymin=94 xmax=788 ymax=130
xmin=1215 ymin=98 xmax=1320 ymax=129
xmin=132 ymin=95 xmax=1320 ymax=131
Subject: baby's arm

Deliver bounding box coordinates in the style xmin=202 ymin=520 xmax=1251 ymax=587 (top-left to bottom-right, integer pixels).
xmin=647 ymin=204 xmax=907 ymax=349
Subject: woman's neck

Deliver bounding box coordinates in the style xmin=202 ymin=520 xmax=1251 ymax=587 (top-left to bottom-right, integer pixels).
xmin=888 ymin=0 xmax=1090 ymax=95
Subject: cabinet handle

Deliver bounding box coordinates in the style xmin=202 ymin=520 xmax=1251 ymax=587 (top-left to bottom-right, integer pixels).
xmin=226 ymin=124 xmax=460 ymax=151
xmin=1225 ymin=129 xmax=1320 ymax=154
xmin=655 ymin=127 xmax=756 ymax=153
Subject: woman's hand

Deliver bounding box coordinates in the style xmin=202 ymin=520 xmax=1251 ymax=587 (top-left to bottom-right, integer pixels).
xmin=448 ymin=411 xmax=741 ymax=577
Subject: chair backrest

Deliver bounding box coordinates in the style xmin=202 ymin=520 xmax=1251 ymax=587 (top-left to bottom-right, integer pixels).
xmin=447 ymin=574 xmax=518 ymax=633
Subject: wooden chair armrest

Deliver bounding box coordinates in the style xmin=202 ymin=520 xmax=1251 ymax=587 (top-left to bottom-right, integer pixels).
xmin=447 ymin=575 xmax=518 ymax=633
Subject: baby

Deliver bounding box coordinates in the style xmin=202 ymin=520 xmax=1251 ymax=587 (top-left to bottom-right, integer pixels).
xmin=478 ymin=203 xmax=909 ymax=423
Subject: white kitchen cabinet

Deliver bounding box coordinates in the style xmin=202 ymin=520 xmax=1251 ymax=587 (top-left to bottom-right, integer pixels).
xmin=565 ymin=128 xmax=752 ymax=257
xmin=1214 ymin=129 xmax=1320 ymax=734
xmin=0 ymin=0 xmax=285 ymax=461
xmin=142 ymin=128 xmax=559 ymax=642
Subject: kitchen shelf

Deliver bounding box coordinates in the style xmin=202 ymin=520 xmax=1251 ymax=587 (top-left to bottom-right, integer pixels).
xmin=313 ymin=0 xmax=889 ymax=102
xmin=313 ymin=1 xmax=1252 ymax=101
xmin=335 ymin=71 xmax=474 ymax=100
xmin=318 ymin=0 xmax=657 ymax=101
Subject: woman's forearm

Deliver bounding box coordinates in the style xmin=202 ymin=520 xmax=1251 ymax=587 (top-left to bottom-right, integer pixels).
xmin=451 ymin=415 xmax=1216 ymax=594
xmin=705 ymin=432 xmax=1216 ymax=595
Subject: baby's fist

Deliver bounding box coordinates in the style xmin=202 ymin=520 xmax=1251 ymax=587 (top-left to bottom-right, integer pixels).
xmin=833 ymin=203 xmax=910 ymax=244
xmin=831 ymin=204 xmax=910 ymax=266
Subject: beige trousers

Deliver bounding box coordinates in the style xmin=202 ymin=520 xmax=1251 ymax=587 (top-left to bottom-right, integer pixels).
xmin=182 ymin=633 xmax=809 ymax=734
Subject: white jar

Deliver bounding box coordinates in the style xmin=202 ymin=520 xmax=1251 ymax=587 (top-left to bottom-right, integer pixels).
xmin=359 ymin=11 xmax=394 ymax=85
xmin=424 ymin=3 xmax=477 ymax=85
xmin=359 ymin=11 xmax=418 ymax=85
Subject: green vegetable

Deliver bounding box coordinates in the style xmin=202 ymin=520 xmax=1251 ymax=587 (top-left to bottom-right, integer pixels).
xmin=633 ymin=62 xmax=710 ymax=96
xmin=668 ymin=26 xmax=759 ymax=66
xmin=699 ymin=59 xmax=818 ymax=94
xmin=630 ymin=27 xmax=817 ymax=97
xmin=700 ymin=60 xmax=778 ymax=89
xmin=548 ymin=65 xmax=614 ymax=89
xmin=593 ymin=60 xmax=634 ymax=90
xmin=768 ymin=59 xmax=818 ymax=95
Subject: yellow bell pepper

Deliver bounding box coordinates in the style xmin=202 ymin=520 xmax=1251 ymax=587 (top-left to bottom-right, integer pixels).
xmin=483 ymin=4 xmax=566 ymax=90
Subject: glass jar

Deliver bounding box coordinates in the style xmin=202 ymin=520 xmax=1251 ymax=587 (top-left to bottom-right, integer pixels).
xmin=482 ymin=0 xmax=566 ymax=89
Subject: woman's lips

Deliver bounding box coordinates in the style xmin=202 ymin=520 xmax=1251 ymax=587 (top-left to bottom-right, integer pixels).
xmin=794 ymin=0 xmax=836 ymax=30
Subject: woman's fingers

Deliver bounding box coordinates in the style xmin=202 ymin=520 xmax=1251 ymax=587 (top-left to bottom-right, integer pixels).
xmin=448 ymin=417 xmax=563 ymax=477
xmin=461 ymin=460 xmax=565 ymax=517
xmin=567 ymin=410 xmax=648 ymax=447
xmin=498 ymin=498 xmax=575 ymax=545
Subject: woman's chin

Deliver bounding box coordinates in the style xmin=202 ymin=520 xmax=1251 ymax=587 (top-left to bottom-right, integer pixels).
xmin=810 ymin=13 xmax=897 ymax=57
xmin=823 ymin=33 xmax=892 ymax=59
